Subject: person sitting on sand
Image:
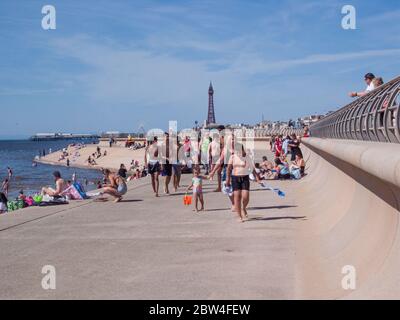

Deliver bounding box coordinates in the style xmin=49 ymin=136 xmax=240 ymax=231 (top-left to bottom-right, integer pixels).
xmin=41 ymin=171 xmax=67 ymax=197
xmin=135 ymin=169 xmax=142 ymax=179
xmin=274 ymin=158 xmax=291 ymax=180
xmin=261 ymin=156 xmax=273 ymax=171
xmin=291 ymin=154 xmax=306 ymax=177
xmin=101 ymin=169 xmax=127 ymax=202
xmin=186 ymin=167 xmax=207 ymax=212
xmin=279 ymin=152 xmax=288 ymax=164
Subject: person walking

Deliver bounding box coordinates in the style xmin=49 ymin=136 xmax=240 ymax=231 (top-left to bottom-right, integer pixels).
xmin=226 ymin=142 xmax=260 ymax=222
xmin=161 ymin=132 xmax=172 ymax=195
xmin=145 ymin=137 xmax=161 ymax=197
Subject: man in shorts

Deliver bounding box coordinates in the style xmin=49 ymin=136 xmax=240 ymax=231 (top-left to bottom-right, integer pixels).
xmin=161 ymin=132 xmax=172 ymax=194
xmin=145 ymin=137 xmax=160 ymax=197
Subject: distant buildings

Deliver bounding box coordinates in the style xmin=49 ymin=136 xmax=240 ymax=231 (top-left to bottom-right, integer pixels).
xmin=299 ymin=114 xmax=324 ymax=127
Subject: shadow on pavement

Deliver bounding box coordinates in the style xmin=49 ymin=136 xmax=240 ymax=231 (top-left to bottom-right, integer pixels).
xmin=247 ymin=216 xmax=306 ymax=222
xmin=248 ymin=205 xmax=297 ymax=210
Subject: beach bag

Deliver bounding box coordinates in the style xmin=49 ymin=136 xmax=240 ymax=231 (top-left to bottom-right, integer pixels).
xmin=33 ymin=194 xmax=43 ymax=204
xmin=25 ymin=197 xmax=35 ymax=206
xmin=62 ymin=185 xmax=82 ymax=200
xmin=291 ymin=168 xmax=302 ymax=180
xmin=222 ymin=181 xmax=233 ymax=197
xmin=7 ymin=200 xmax=18 ymax=212
xmin=73 ymin=182 xmax=88 ymax=199
xmin=17 ymin=199 xmax=25 ymax=209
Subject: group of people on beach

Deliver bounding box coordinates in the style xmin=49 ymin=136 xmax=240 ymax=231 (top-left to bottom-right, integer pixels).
xmin=266 ymin=134 xmax=305 ymax=180
xmin=86 ymin=146 xmax=107 ymax=166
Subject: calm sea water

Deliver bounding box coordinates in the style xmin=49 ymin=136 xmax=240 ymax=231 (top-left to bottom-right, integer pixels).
xmin=0 ymin=139 xmax=103 ymax=199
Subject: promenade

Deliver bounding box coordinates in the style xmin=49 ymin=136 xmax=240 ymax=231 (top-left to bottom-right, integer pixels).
xmin=0 ymin=151 xmax=304 ymax=299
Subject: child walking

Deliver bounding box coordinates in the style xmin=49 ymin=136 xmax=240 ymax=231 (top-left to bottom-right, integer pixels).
xmin=186 ymin=167 xmax=207 ymax=212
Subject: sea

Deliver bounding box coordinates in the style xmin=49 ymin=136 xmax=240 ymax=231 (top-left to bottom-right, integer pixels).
xmin=0 ymin=139 xmax=104 ymax=199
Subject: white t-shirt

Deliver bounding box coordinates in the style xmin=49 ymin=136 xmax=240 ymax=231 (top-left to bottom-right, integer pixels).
xmin=366 ymin=82 xmax=375 ymax=92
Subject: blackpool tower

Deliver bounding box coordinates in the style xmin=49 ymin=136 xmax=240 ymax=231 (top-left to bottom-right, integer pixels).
xmin=207 ymin=82 xmax=216 ymax=125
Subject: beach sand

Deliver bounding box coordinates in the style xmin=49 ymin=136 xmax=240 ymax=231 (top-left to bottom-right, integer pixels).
xmin=36 ymin=143 xmax=145 ymax=172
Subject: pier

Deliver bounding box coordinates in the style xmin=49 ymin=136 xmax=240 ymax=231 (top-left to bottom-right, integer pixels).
xmin=30 ymin=133 xmax=100 ymax=141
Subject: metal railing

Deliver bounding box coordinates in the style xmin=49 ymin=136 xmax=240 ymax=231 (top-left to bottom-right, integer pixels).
xmin=310 ymin=76 xmax=400 ymax=143
xmin=253 ymin=128 xmax=303 ymax=137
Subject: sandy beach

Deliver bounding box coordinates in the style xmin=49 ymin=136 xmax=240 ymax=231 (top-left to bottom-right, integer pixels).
xmin=36 ymin=143 xmax=146 ymax=172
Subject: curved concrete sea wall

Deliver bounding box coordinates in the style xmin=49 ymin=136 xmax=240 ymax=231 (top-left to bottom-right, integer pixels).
xmin=296 ymin=138 xmax=400 ymax=299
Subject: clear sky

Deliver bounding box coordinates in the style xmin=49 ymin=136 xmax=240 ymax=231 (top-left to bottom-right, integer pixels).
xmin=0 ymin=0 xmax=399 ymax=138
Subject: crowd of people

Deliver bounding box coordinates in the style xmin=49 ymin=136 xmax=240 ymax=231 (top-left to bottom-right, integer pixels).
xmin=265 ymin=134 xmax=305 ymax=180
xmin=86 ymin=145 xmax=107 ymax=166
xmin=140 ymin=129 xmax=306 ymax=222
xmin=1 ymin=129 xmax=308 ymax=217
xmin=125 ymin=135 xmax=146 ymax=149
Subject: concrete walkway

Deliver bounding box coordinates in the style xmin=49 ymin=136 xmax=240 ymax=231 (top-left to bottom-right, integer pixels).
xmin=0 ymin=170 xmax=304 ymax=299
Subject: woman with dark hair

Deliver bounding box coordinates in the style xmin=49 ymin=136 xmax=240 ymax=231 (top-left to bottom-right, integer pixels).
xmin=0 ymin=192 xmax=8 ymax=213
xmin=118 ymin=164 xmax=127 ymax=178
xmin=101 ymin=168 xmax=127 ymax=202
xmin=288 ymin=133 xmax=303 ymax=161
xmin=226 ymin=142 xmax=260 ymax=222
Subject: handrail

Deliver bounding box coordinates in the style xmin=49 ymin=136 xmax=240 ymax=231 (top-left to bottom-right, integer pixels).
xmin=310 ymin=76 xmax=400 ymax=143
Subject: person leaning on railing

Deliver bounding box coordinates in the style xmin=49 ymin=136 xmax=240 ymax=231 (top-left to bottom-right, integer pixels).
xmin=349 ymin=73 xmax=375 ymax=98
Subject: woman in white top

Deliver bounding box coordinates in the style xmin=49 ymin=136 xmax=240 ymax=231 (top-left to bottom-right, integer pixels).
xmin=226 ymin=142 xmax=260 ymax=222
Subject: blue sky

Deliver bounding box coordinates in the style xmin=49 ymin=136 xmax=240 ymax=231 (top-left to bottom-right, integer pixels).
xmin=0 ymin=0 xmax=399 ymax=138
